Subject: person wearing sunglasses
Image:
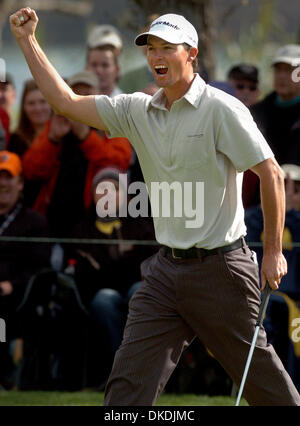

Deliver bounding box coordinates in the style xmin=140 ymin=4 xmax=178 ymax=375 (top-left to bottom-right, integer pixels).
xmin=227 ymin=65 xmax=261 ymax=210
xmin=227 ymin=64 xmax=260 ymax=108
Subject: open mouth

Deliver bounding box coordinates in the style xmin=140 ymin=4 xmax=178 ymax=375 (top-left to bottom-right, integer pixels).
xmin=154 ymin=65 xmax=168 ymax=75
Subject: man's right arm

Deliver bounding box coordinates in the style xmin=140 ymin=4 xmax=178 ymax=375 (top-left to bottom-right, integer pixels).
xmin=10 ymin=7 xmax=108 ymax=131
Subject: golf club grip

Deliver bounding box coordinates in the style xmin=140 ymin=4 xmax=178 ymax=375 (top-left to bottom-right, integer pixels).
xmin=256 ymin=283 xmax=272 ymax=327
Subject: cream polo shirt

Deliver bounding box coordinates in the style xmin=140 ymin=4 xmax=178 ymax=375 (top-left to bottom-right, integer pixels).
xmin=94 ymin=74 xmax=273 ymax=249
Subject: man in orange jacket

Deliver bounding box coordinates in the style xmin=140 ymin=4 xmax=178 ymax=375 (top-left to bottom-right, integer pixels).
xmin=22 ymin=70 xmax=132 ymax=236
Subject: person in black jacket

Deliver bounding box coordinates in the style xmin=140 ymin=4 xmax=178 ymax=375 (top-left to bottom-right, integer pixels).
xmin=0 ymin=150 xmax=50 ymax=388
xmin=67 ymin=167 xmax=157 ymax=386
xmin=227 ymin=63 xmax=260 ymax=108
xmin=251 ymin=45 xmax=300 ymax=165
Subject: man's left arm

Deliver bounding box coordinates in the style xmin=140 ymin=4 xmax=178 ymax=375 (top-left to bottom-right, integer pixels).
xmin=250 ymin=157 xmax=287 ymax=290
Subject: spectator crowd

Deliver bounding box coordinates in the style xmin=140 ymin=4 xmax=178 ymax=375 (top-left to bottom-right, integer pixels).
xmin=0 ymin=19 xmax=300 ymax=395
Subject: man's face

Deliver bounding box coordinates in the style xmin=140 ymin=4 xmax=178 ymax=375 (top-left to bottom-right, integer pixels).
xmin=24 ymin=89 xmax=51 ymax=127
xmin=0 ymin=82 xmax=16 ymax=114
xmin=86 ymin=49 xmax=119 ymax=96
xmin=273 ymin=62 xmax=300 ymax=100
xmin=146 ymin=35 xmax=196 ymax=89
xmin=229 ymin=78 xmax=259 ymax=107
xmin=0 ymin=170 xmax=23 ymax=213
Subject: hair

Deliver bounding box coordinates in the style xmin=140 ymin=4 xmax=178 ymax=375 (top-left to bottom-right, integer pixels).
xmin=227 ymin=64 xmax=259 ymax=83
xmin=15 ymin=79 xmax=42 ymax=146
xmin=183 ymin=43 xmax=199 ymax=72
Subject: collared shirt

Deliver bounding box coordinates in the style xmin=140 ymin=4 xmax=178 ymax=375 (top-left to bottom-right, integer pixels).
xmin=94 ymin=74 xmax=273 ymax=249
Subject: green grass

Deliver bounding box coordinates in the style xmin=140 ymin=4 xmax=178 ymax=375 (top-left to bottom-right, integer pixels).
xmin=0 ymin=391 xmax=248 ymax=406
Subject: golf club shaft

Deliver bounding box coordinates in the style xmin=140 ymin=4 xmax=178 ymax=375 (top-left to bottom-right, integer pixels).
xmin=235 ymin=283 xmax=272 ymax=406
xmin=235 ymin=326 xmax=260 ymax=406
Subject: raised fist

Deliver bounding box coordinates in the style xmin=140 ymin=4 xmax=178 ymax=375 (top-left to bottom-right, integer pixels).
xmin=10 ymin=8 xmax=38 ymax=40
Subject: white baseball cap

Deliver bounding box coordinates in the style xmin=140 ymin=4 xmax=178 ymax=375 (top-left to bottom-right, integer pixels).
xmin=281 ymin=164 xmax=300 ymax=181
xmin=134 ymin=14 xmax=198 ymax=49
xmin=272 ymin=44 xmax=300 ymax=67
xmin=87 ymin=25 xmax=123 ymax=52
xmin=68 ymin=70 xmax=99 ymax=89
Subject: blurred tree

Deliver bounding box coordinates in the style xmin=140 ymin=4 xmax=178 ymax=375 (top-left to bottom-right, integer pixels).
xmin=130 ymin=0 xmax=216 ymax=80
xmin=0 ymin=0 xmax=93 ymax=49
xmin=218 ymin=0 xmax=287 ymax=95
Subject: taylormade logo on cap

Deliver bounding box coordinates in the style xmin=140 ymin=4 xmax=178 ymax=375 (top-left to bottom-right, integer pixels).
xmin=135 ymin=14 xmax=198 ymax=49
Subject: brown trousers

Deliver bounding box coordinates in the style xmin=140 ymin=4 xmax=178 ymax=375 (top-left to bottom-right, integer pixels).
xmin=104 ymin=243 xmax=300 ymax=406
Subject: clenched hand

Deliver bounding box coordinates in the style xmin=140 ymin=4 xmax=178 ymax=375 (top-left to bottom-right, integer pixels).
xmin=10 ymin=7 xmax=38 ymax=40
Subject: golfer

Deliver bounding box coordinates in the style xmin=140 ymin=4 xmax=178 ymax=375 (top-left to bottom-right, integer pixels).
xmin=10 ymin=9 xmax=300 ymax=406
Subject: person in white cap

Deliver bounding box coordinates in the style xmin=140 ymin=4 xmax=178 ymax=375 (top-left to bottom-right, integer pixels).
xmin=0 ymin=73 xmax=16 ymax=120
xmin=251 ymin=44 xmax=300 ymax=165
xmin=9 ymin=8 xmax=300 ymax=406
xmin=0 ymin=73 xmax=17 ymax=134
xmin=87 ymin=24 xmax=123 ymax=56
xmin=85 ymin=24 xmax=123 ymax=97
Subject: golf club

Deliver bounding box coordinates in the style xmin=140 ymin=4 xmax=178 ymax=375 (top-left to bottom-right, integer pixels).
xmin=235 ymin=282 xmax=272 ymax=406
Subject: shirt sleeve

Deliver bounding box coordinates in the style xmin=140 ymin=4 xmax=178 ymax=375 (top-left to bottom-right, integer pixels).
xmin=94 ymin=94 xmax=133 ymax=139
xmin=216 ymin=101 xmax=274 ymax=172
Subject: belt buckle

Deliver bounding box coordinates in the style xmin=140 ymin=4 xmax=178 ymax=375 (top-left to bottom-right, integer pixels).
xmin=171 ymin=248 xmax=182 ymax=259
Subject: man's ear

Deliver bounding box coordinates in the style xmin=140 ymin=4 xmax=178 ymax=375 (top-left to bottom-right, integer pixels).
xmin=188 ymin=47 xmax=198 ymax=63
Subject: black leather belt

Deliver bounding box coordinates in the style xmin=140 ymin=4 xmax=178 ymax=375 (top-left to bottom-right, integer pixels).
xmin=165 ymin=237 xmax=244 ymax=259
